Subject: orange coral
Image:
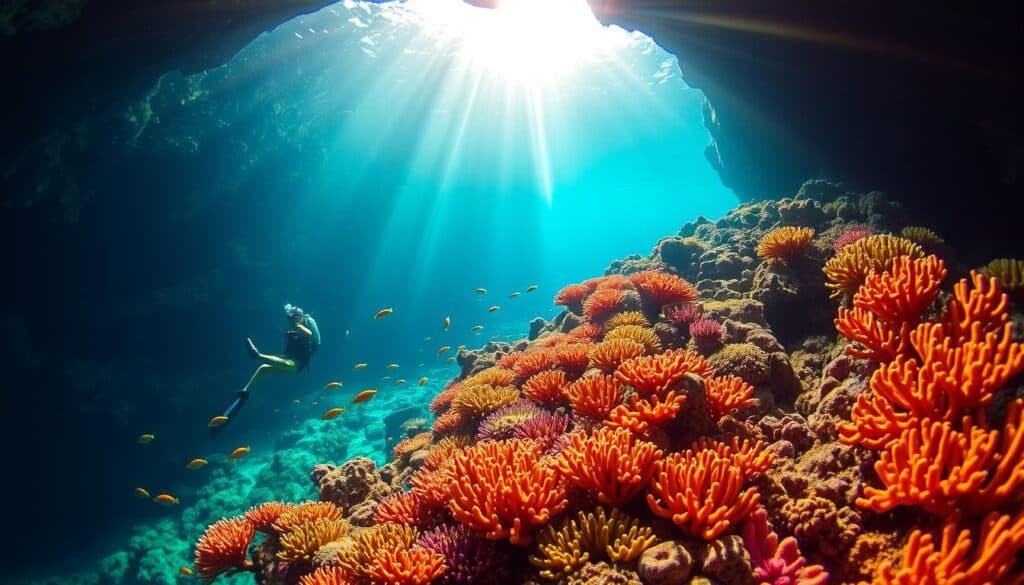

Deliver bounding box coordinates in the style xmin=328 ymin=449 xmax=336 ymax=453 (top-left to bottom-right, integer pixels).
xmin=564 ymin=374 xmax=624 ymax=419
xmin=298 ymin=567 xmax=352 ymax=585
xmin=628 ymin=270 xmax=699 ymax=306
xmin=605 ymin=311 xmax=650 ymax=330
xmin=606 ymin=391 xmax=688 ymax=434
xmin=512 ymin=350 xmax=558 ymax=379
xmin=704 ymin=375 xmax=757 ymax=421
xmin=448 ymin=439 xmax=568 ymax=544
xmin=555 ymin=283 xmax=592 ymax=308
xmin=614 ymin=349 xmax=713 ymax=397
xmin=554 ymin=427 xmax=663 ymax=506
xmin=583 ymin=287 xmax=624 ymax=320
xmin=243 ymin=502 xmax=293 ymax=533
xmin=587 ymin=274 xmax=632 ymax=290
xmin=429 ymin=384 xmax=460 ymax=415
xmin=603 ymin=324 xmax=662 ymax=354
xmin=424 ymin=435 xmax=470 ymax=470
xmin=272 ymin=501 xmax=343 ymax=534
xmin=567 ymin=321 xmax=603 ymax=340
xmin=277 ymin=518 xmax=349 ymax=564
xmin=410 ymin=464 xmax=455 ymax=508
xmin=647 ymin=448 xmax=760 ymax=540
xmin=555 ymin=342 xmax=594 ymax=374
xmin=587 ymin=340 xmax=641 ymax=373
xmin=432 ymin=409 xmax=466 ymax=434
xmin=337 ymin=524 xmax=420 ymax=579
xmin=872 ymin=512 xmax=1024 ymax=585
xmin=450 ymin=384 xmax=520 ymax=419
xmin=376 ymin=491 xmax=430 ymax=527
xmin=466 ymin=368 xmax=518 ymax=387
xmin=393 ymin=432 xmax=432 ymax=460
xmin=521 ymin=369 xmax=569 ymax=405
xmin=824 ymin=234 xmax=924 ymax=299
xmin=757 ymin=226 xmax=816 ymax=260
xmin=496 ymin=351 xmax=522 ymax=370
xmin=945 ymin=271 xmax=1009 ymax=341
xmin=194 ymin=517 xmax=255 ymax=583
xmin=693 ymin=437 xmax=775 ymax=479
xmin=368 ymin=546 xmax=447 ymax=585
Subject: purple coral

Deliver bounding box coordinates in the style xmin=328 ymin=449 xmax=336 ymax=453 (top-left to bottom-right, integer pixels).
xmin=832 ymin=224 xmax=874 ymax=251
xmin=665 ymin=303 xmax=701 ymax=327
xmin=743 ymin=507 xmax=829 ymax=585
xmin=512 ymin=409 xmax=570 ymax=450
xmin=417 ymin=523 xmax=509 ymax=584
xmin=688 ymin=317 xmax=723 ymax=340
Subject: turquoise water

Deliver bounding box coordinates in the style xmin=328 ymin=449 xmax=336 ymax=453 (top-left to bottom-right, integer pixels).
xmin=17 ymin=1 xmax=735 ymax=583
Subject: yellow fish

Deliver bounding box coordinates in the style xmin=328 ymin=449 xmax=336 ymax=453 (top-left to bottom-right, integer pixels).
xmin=475 ymin=288 xmax=487 ymax=294
xmin=374 ymin=307 xmax=393 ymax=319
xmin=445 ymin=356 xmax=456 ymax=364
xmin=208 ymin=416 xmax=229 ymax=428
xmin=354 ymin=362 xmax=368 ymax=370
xmin=353 ymin=389 xmax=377 ymax=404
xmin=135 ymin=487 xmax=150 ymax=499
xmin=186 ymin=458 xmax=208 ymax=470
xmin=394 ymin=379 xmax=406 ymax=386
xmin=444 ymin=316 xmax=450 ymax=331
xmin=487 ymin=306 xmax=500 ymax=313
xmin=471 ymin=325 xmax=484 ymax=332
xmin=418 ymin=377 xmax=428 ymax=386
xmin=323 ymin=381 xmax=343 ymax=390
xmin=510 ymin=291 xmax=521 ymax=298
xmin=179 ymin=567 xmax=194 ymax=577
xmin=322 ymin=407 xmax=345 ymax=420
xmin=229 ymin=446 xmax=251 ymax=459
xmin=387 ymin=363 xmax=400 ymax=369
xmin=456 ymin=344 xmax=466 ymax=351
xmin=526 ymin=285 xmax=538 ymax=292
xmin=137 ymin=434 xmax=155 ymax=444
xmin=437 ymin=345 xmax=450 ymax=355
xmin=153 ymin=494 xmax=179 ymax=505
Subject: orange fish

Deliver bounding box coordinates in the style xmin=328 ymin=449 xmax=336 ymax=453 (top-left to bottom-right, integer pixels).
xmin=228 ymin=446 xmax=251 ymax=459
xmin=185 ymin=458 xmax=208 ymax=470
xmin=179 ymin=567 xmax=194 ymax=576
xmin=352 ymin=389 xmax=377 ymax=404
xmin=418 ymin=377 xmax=428 ymax=386
xmin=137 ymin=433 xmax=155 ymax=444
xmin=437 ymin=345 xmax=450 ymax=355
xmin=153 ymin=494 xmax=179 ymax=505
xmin=207 ymin=416 xmax=229 ymax=428
xmin=374 ymin=307 xmax=393 ymax=319
xmin=322 ymin=407 xmax=345 ymax=420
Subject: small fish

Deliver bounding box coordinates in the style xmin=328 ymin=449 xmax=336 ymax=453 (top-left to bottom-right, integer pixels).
xmin=394 ymin=379 xmax=406 ymax=386
xmin=322 ymin=407 xmax=345 ymax=420
xmin=135 ymin=487 xmax=150 ymax=499
xmin=443 ymin=316 xmax=450 ymax=331
xmin=374 ymin=307 xmax=393 ymax=319
xmin=445 ymin=356 xmax=456 ymax=364
xmin=352 ymin=389 xmax=377 ymax=404
xmin=354 ymin=362 xmax=368 ymax=370
xmin=424 ymin=336 xmax=432 ymax=341
xmin=456 ymin=344 xmax=466 ymax=351
xmin=137 ymin=433 xmax=155 ymax=444
xmin=437 ymin=345 xmax=450 ymax=355
xmin=186 ymin=458 xmax=208 ymax=470
xmin=179 ymin=567 xmax=194 ymax=577
xmin=471 ymin=325 xmax=484 ymax=332
xmin=229 ymin=446 xmax=251 ymax=459
xmin=526 ymin=284 xmax=538 ymax=292
xmin=475 ymin=288 xmax=487 ymax=294
xmin=509 ymin=291 xmax=521 ymax=298
xmin=418 ymin=377 xmax=428 ymax=386
xmin=345 ymin=329 xmax=350 ymax=336
xmin=323 ymin=381 xmax=343 ymax=390
xmin=311 ymin=401 xmax=319 ymax=407
xmin=292 ymin=399 xmax=301 ymax=405
xmin=208 ymin=416 xmax=229 ymax=428
xmin=153 ymin=494 xmax=180 ymax=505
xmin=487 ymin=305 xmax=500 ymax=313
xmin=381 ymin=375 xmax=391 ymax=381
xmin=387 ymin=363 xmax=400 ymax=369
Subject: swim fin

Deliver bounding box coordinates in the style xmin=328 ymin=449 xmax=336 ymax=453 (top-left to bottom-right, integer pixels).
xmin=210 ymin=391 xmax=250 ymax=437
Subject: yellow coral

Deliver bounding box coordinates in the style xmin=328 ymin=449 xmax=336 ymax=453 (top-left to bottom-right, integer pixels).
xmin=529 ymin=507 xmax=657 ymax=580
xmin=465 ymin=367 xmax=517 ymax=387
xmin=823 ymin=234 xmax=924 ymax=299
xmin=757 ymin=226 xmax=816 ymax=260
xmin=277 ymin=518 xmax=350 ymax=564
xmin=980 ymin=258 xmax=1024 ymax=293
xmin=336 ymin=524 xmax=419 ymax=578
xmin=605 ymin=311 xmax=650 ymax=331
xmin=899 ymin=226 xmax=944 ymax=247
xmin=604 ymin=325 xmax=662 ymax=354
xmin=450 ymin=384 xmax=520 ymax=418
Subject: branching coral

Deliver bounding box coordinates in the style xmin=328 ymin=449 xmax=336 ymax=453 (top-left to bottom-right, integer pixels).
xmin=244 ymin=502 xmax=292 ymax=533
xmin=278 ymin=518 xmax=350 ymax=565
xmin=603 ymin=324 xmax=663 ymax=354
xmin=447 ymin=439 xmax=568 ymax=544
xmin=607 ymin=392 xmax=688 ymax=435
xmin=554 ymin=427 xmax=663 ymax=506
xmin=589 ymin=338 xmax=646 ymax=373
xmin=521 ymin=370 xmax=569 ymax=405
xmin=273 ymin=502 xmax=344 ymax=534
xmin=704 ymin=375 xmax=757 ymax=421
xmin=647 ymin=448 xmax=760 ymax=540
xmin=605 ymin=311 xmax=650 ymax=331
xmin=980 ymin=258 xmax=1024 ymax=293
xmin=450 ymin=384 xmax=520 ymax=419
xmin=824 ymin=234 xmax=924 ymax=299
xmin=614 ymin=349 xmax=713 ymax=397
xmin=757 ymin=226 xmax=816 ymax=260
xmin=530 ymin=507 xmax=657 ymax=580
xmin=194 ymin=517 xmax=255 ymax=583
xmin=583 ymin=287 xmax=625 ymax=320
xmin=564 ymin=375 xmax=625 ymax=419
xmin=628 ymin=270 xmax=699 ymax=306
xmin=418 ymin=524 xmax=509 ymax=585
xmin=693 ymin=437 xmax=775 ymax=479
xmin=743 ymin=507 xmax=828 ymax=585
xmin=368 ymin=546 xmax=447 ymax=585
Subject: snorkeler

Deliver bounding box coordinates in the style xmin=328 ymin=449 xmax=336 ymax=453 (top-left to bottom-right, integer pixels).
xmin=213 ymin=304 xmax=321 ymax=433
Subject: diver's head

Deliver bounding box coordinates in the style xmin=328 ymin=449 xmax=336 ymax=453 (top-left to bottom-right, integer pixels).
xmin=284 ymin=303 xmax=304 ymax=323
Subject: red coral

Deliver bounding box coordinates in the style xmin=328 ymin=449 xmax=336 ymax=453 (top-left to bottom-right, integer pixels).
xmin=512 ymin=350 xmax=558 ymax=379
xmin=614 ymin=349 xmax=713 ymax=397
xmin=743 ymin=507 xmax=828 ymax=585
xmin=376 ymin=491 xmax=433 ymax=528
xmin=448 ymin=440 xmax=568 ymax=545
xmin=432 ymin=410 xmax=467 ymax=435
xmin=564 ymin=375 xmax=624 ymax=419
xmin=647 ymin=448 xmax=760 ymax=540
xmin=566 ymin=322 xmax=603 ymax=340
xmin=368 ymin=546 xmax=448 ymax=585
xmin=243 ymin=502 xmax=292 ymax=533
xmin=582 ymin=287 xmax=624 ymax=320
xmin=194 ymin=517 xmax=255 ymax=583
xmin=689 ymin=317 xmax=723 ymax=340
xmin=554 ymin=427 xmax=662 ymax=506
xmin=521 ymin=369 xmax=569 ymax=405
xmin=555 ymin=342 xmax=593 ymax=375
xmin=554 ymin=283 xmax=591 ymax=308
xmin=628 ymin=270 xmax=699 ymax=306
xmin=704 ymin=375 xmax=757 ymax=421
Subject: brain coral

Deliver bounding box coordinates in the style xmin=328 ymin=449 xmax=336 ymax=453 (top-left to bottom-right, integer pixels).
xmin=757 ymin=226 xmax=816 ymax=260
xmin=823 ymin=234 xmax=924 ymax=299
xmin=708 ymin=343 xmax=770 ymax=385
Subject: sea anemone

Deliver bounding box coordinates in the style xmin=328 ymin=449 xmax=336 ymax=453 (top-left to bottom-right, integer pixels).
xmin=833 ymin=224 xmax=875 ymax=251
xmin=244 ymin=502 xmax=293 ymax=533
xmin=393 ymin=432 xmax=433 ymax=461
xmin=298 ymin=567 xmax=353 ymax=585
xmin=688 ymin=317 xmax=723 ymax=341
xmin=564 ymin=375 xmax=625 ymax=419
xmin=604 ymin=324 xmax=662 ymax=354
xmin=375 ymin=491 xmax=435 ymax=528
xmin=566 ymin=321 xmax=604 ymax=340
xmin=194 ymin=517 xmax=255 ymax=583
xmin=899 ymin=226 xmax=944 ymax=247
xmin=582 ymin=287 xmax=625 ymax=320
xmin=628 ymin=270 xmax=699 ymax=306
xmin=554 ymin=342 xmax=593 ymax=375
xmin=337 ymin=524 xmax=420 ymax=580
xmin=425 ymin=435 xmax=472 ymax=470
xmin=432 ymin=410 xmax=468 ymax=435
xmin=664 ymin=303 xmax=701 ymax=327
xmin=743 ymin=507 xmax=828 ymax=585
xmin=588 ymin=338 xmax=646 ymax=373
xmin=757 ymin=226 xmax=816 ymax=261
xmin=979 ymin=258 xmax=1024 ymax=293
xmin=368 ymin=546 xmax=448 ymax=585
xmin=614 ymin=348 xmax=713 ymax=397
xmin=277 ymin=518 xmax=350 ymax=565
xmin=512 ymin=410 xmax=570 ymax=451
xmin=477 ymin=400 xmax=544 ymax=441
xmin=465 ymin=368 xmax=517 ymax=387
xmin=521 ymin=370 xmax=569 ymax=405
xmin=450 ymin=384 xmax=520 ymax=419
xmin=605 ymin=311 xmax=650 ymax=331
xmin=512 ymin=351 xmax=558 ymax=379
xmin=823 ymin=234 xmax=924 ymax=299
xmin=273 ymin=501 xmax=343 ymax=534
xmin=555 ymin=283 xmax=592 ymax=309
xmin=418 ymin=524 xmax=510 ymax=585
xmin=530 ymin=507 xmax=657 ymax=580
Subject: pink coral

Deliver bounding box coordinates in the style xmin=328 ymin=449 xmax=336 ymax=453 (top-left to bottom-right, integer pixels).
xmin=743 ymin=507 xmax=828 ymax=585
xmin=833 ymin=224 xmax=875 ymax=251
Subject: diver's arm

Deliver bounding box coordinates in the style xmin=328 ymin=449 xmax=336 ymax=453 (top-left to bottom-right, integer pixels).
xmin=295 ymin=323 xmax=313 ymax=336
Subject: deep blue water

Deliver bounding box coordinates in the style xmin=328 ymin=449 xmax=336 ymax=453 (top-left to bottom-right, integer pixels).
xmin=7 ymin=1 xmax=736 ymax=582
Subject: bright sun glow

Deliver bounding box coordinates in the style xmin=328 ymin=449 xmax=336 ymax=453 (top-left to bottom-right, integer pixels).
xmin=410 ymin=0 xmax=604 ymax=86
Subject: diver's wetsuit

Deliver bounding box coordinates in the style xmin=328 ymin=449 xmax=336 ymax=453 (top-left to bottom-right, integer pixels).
xmin=284 ymin=314 xmax=320 ymax=371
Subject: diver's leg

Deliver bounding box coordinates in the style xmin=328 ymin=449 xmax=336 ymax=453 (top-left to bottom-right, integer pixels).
xmin=240 ymin=360 xmax=297 ymax=393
